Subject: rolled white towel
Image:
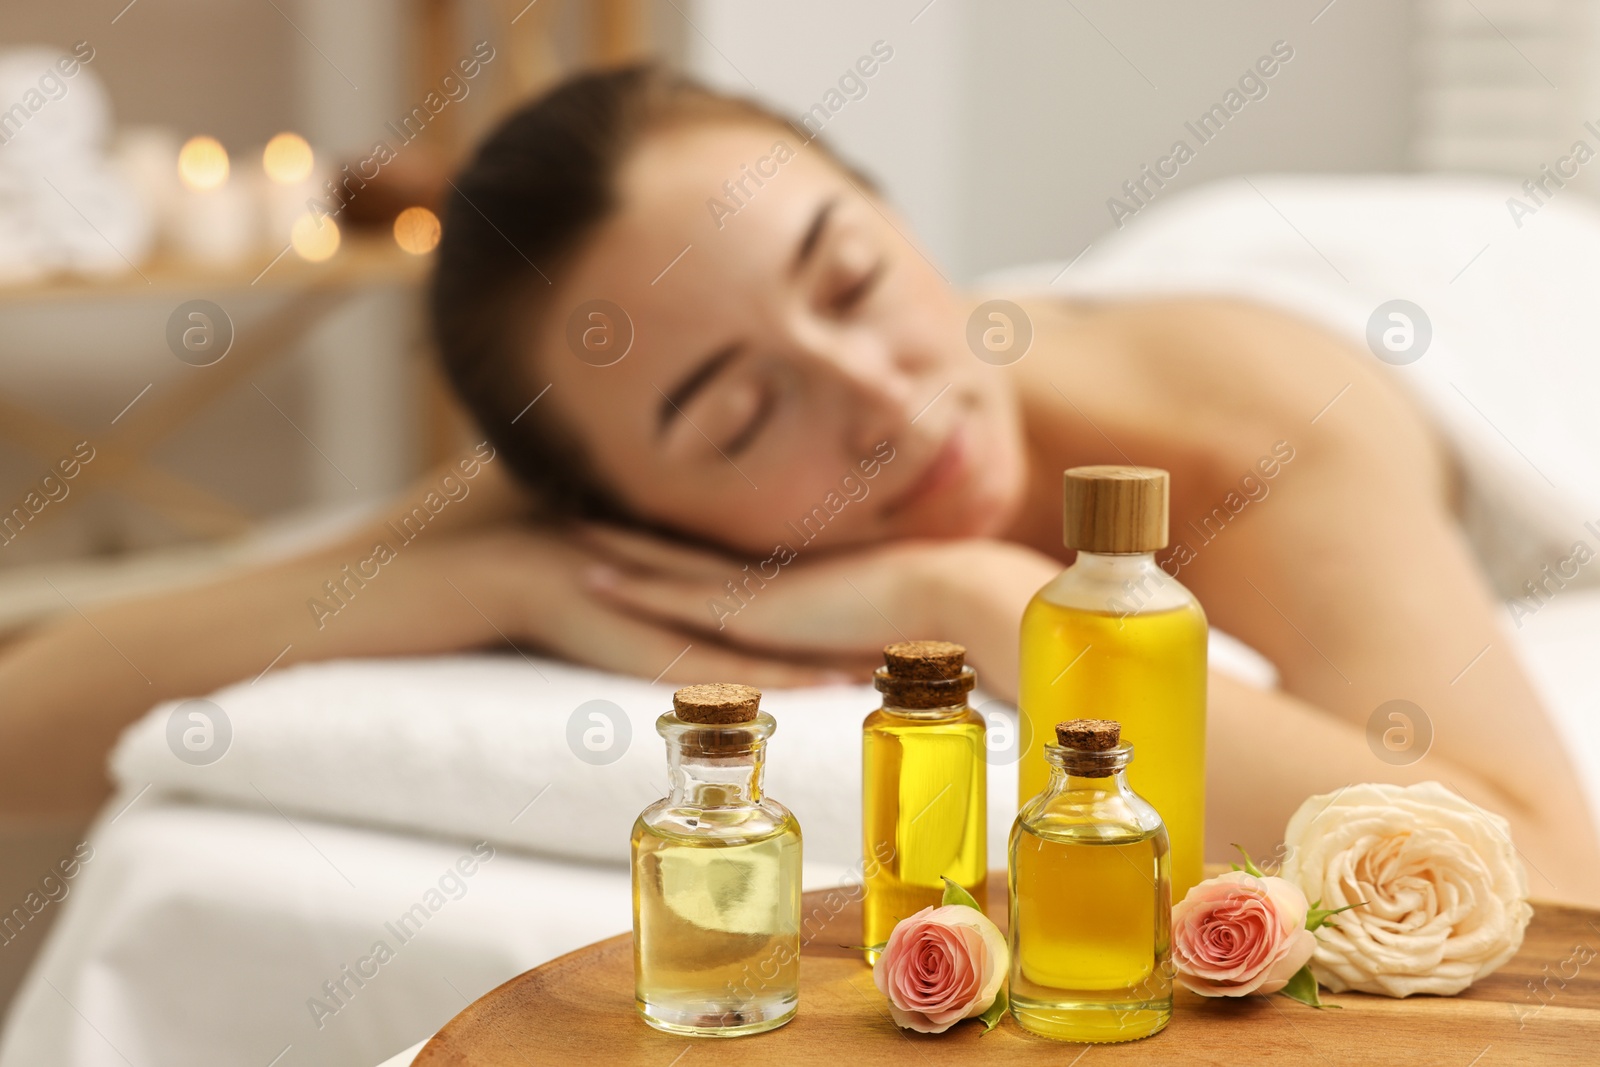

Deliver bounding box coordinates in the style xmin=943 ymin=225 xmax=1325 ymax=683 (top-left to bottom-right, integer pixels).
xmin=0 ymin=45 xmax=152 ymax=276
xmin=0 ymin=46 xmax=110 ymax=168
xmin=109 ymin=634 xmax=1276 ymax=870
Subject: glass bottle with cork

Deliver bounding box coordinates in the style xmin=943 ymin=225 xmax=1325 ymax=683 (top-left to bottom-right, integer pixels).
xmin=1010 ymin=718 xmax=1172 ymax=1042
xmin=1017 ymin=465 xmax=1207 ymax=901
xmin=632 ymin=683 xmax=802 ymax=1037
xmin=861 ymin=640 xmax=987 ymax=961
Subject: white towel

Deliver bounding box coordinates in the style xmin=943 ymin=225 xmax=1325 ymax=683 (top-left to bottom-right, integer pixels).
xmin=0 ymin=46 xmax=151 ymax=280
xmin=110 ymin=632 xmax=1274 ymax=869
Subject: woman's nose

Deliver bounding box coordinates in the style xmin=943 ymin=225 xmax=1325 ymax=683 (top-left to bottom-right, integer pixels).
xmin=793 ymin=324 xmax=920 ymax=445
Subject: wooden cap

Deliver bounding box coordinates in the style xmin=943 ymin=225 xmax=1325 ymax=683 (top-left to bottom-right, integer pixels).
xmin=672 ymin=683 xmax=760 ymax=724
xmin=882 ymin=640 xmax=966 ymax=679
xmin=1055 ymin=719 xmax=1121 ymax=750
xmin=1063 ymin=466 xmax=1168 ymax=553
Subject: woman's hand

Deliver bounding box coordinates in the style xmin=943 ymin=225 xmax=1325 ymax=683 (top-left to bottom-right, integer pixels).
xmin=573 ymin=524 xmax=1060 ymax=693
xmin=478 ymin=525 xmax=858 ymax=689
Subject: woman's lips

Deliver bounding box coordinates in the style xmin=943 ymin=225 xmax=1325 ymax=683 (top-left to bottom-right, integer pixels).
xmin=884 ymin=424 xmax=968 ymax=517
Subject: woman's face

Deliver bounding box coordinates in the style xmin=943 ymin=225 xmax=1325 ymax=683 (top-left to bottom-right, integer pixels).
xmin=533 ymin=120 xmax=1026 ymax=556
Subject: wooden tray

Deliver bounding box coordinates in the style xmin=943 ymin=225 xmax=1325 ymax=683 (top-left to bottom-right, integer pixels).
xmin=416 ymin=871 xmax=1600 ymax=1065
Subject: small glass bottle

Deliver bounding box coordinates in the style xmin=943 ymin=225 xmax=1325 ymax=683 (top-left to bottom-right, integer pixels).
xmin=632 ymin=684 xmax=802 ymax=1037
xmin=862 ymin=640 xmax=986 ymax=962
xmin=1009 ymin=718 xmax=1172 ymax=1043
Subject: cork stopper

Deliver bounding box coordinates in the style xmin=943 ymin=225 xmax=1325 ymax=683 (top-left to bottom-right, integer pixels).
xmin=1063 ymin=466 xmax=1168 ymax=553
xmin=1053 ymin=718 xmax=1126 ymax=777
xmin=875 ymin=640 xmax=975 ymax=710
xmin=882 ymin=640 xmax=966 ymax=680
xmin=672 ymin=683 xmax=761 ymax=724
xmin=1055 ymin=719 xmax=1120 ymax=750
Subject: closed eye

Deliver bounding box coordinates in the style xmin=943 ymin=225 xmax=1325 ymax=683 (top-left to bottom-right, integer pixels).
xmin=723 ymin=385 xmax=777 ymax=456
xmin=831 ymin=260 xmax=885 ymax=314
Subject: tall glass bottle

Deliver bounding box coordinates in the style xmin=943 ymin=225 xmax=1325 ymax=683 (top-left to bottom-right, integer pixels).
xmin=632 ymin=684 xmax=802 ymax=1037
xmin=861 ymin=641 xmax=986 ymax=961
xmin=1010 ymin=718 xmax=1172 ymax=1042
xmin=1017 ymin=465 xmax=1207 ymax=901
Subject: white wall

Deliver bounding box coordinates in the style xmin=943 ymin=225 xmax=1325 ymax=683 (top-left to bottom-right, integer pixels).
xmin=684 ymin=0 xmax=1413 ymax=282
xmin=683 ymin=0 xmax=968 ymax=277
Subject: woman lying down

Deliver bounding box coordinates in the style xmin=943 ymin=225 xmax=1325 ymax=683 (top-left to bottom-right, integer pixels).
xmin=2 ymin=66 xmax=1595 ymax=904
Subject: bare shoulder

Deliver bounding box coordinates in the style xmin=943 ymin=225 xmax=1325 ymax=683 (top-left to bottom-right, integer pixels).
xmin=1012 ymin=295 xmax=1439 ymax=457
xmin=1022 ymin=297 xmax=1356 ymax=405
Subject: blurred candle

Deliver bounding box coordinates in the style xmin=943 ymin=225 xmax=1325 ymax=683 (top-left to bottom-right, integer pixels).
xmin=262 ymin=132 xmax=322 ymax=247
xmin=262 ymin=132 xmax=313 ymax=183
xmin=291 ymin=211 xmax=340 ymax=262
xmin=178 ymin=136 xmax=229 ymax=191
xmin=393 ymin=206 xmax=441 ymax=255
xmin=174 ymin=135 xmax=256 ymax=265
xmin=113 ymin=127 xmax=183 ymax=249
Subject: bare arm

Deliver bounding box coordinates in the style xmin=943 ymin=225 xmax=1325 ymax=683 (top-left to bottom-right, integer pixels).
xmin=924 ymin=537 xmax=1596 ymax=903
xmin=0 ymin=460 xmax=834 ymax=820
xmin=0 ymin=455 xmax=533 ymax=818
xmin=0 ymin=532 xmax=522 ymax=818
xmin=1140 ymin=303 xmax=1600 ymax=899
xmin=581 ymin=520 xmax=1598 ymax=902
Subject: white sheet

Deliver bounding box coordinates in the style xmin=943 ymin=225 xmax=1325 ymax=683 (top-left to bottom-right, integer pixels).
xmin=0 ymin=802 xmax=624 ymax=1067
xmin=0 ymin=798 xmax=857 ymax=1067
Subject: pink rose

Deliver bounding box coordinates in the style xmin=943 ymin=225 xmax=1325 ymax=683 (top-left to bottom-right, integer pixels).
xmin=1172 ymin=871 xmax=1316 ymax=997
xmin=872 ymin=904 xmax=1007 ymax=1033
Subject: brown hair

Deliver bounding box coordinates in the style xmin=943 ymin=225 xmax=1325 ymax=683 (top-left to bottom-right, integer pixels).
xmin=431 ymin=64 xmax=836 ymax=521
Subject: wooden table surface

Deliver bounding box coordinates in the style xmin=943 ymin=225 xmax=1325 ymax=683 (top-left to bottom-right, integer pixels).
xmin=416 ymin=870 xmax=1600 ymax=1066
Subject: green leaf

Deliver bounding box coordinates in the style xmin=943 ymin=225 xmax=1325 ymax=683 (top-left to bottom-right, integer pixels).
xmin=1230 ymin=844 xmax=1267 ymax=878
xmin=1306 ymin=901 xmax=1365 ymax=933
xmin=1279 ymin=964 xmax=1328 ymax=1008
xmin=978 ymin=985 xmax=1009 ymax=1033
xmin=940 ymin=876 xmax=983 ymax=912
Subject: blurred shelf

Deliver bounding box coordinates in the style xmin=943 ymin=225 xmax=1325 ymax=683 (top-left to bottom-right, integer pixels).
xmin=0 ymin=234 xmax=431 ymax=306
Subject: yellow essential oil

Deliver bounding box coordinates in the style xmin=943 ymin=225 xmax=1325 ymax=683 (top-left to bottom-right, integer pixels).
xmin=1018 ymin=466 xmax=1207 ymax=901
xmin=862 ymin=641 xmax=987 ymax=961
xmin=632 ymin=684 xmax=802 ymax=1037
xmin=1010 ymin=719 xmax=1172 ymax=1043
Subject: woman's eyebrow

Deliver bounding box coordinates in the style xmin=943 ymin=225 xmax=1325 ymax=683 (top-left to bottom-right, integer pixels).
xmin=657 ymin=342 xmax=741 ymax=435
xmin=790 ymin=197 xmax=839 ymax=276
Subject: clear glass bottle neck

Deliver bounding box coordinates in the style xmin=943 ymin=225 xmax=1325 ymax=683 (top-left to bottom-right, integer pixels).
xmin=657 ymin=712 xmax=774 ymax=809
xmin=1075 ymin=549 xmax=1157 ymax=567
xmin=1044 ymin=744 xmax=1135 ymax=797
xmin=666 ymin=744 xmax=765 ymax=807
xmin=1048 ymin=549 xmax=1194 ymax=615
xmin=1071 ymin=550 xmax=1162 ymax=584
xmin=877 ymin=700 xmax=969 ymax=721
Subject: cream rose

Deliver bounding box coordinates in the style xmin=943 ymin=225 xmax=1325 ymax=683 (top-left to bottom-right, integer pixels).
xmin=1281 ymin=781 xmax=1532 ymax=997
